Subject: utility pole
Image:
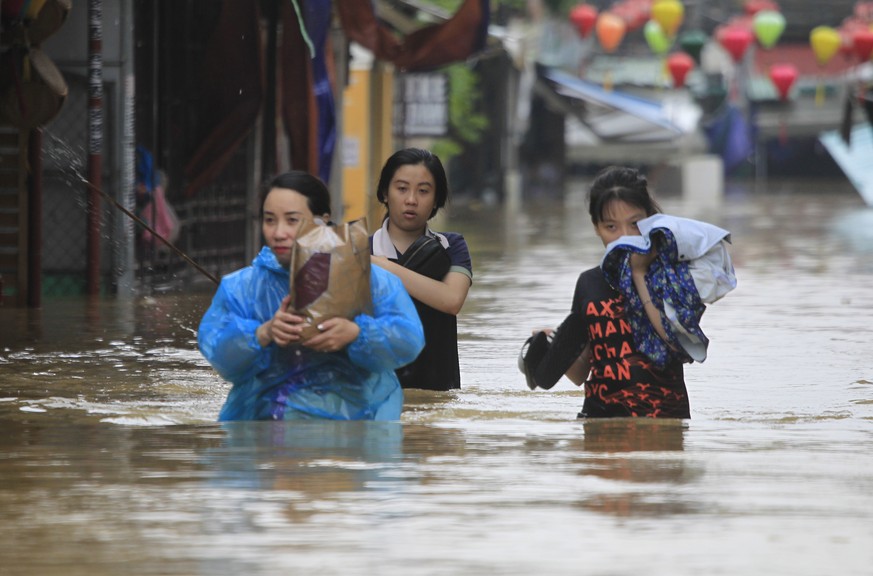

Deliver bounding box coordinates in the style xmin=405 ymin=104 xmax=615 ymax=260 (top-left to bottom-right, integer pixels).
xmin=86 ymin=0 xmax=104 ymax=296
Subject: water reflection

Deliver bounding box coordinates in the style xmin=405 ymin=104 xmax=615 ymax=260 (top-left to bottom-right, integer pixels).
xmin=213 ymin=421 xmax=403 ymax=487
xmin=579 ymin=417 xmax=686 ymax=454
xmin=830 ymin=207 xmax=873 ymax=270
xmin=0 ymin=293 xmax=205 ymax=350
xmin=572 ymin=418 xmax=696 ymax=517
xmin=0 ymin=293 xmax=222 ymax=426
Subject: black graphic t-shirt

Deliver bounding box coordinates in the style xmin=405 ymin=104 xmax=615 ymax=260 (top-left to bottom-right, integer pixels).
xmin=570 ymin=267 xmax=689 ymax=418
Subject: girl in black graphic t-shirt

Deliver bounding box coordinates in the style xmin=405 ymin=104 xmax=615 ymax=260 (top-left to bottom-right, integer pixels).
xmin=526 ymin=166 xmax=690 ymax=418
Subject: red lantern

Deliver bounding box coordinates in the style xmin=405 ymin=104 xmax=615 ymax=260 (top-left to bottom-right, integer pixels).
xmin=857 ymin=2 xmax=873 ymax=21
xmin=769 ymin=63 xmax=798 ymax=101
xmin=569 ymin=4 xmax=598 ymax=38
xmin=744 ymin=0 xmax=779 ymax=16
xmin=852 ymin=29 xmax=873 ymax=61
xmin=627 ymin=0 xmax=652 ymax=30
xmin=838 ymin=28 xmax=856 ymax=58
xmin=718 ymin=25 xmax=754 ymax=62
xmin=667 ymin=52 xmax=694 ymax=88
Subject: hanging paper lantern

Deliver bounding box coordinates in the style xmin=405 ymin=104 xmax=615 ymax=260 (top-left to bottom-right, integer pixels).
xmin=644 ymin=20 xmax=672 ymax=55
xmin=769 ymin=63 xmax=798 ymax=100
xmin=595 ymin=12 xmax=627 ymax=53
xmin=838 ymin=26 xmax=857 ymax=58
xmin=744 ymin=0 xmax=779 ymax=16
xmin=810 ymin=26 xmax=842 ymax=66
xmin=678 ymin=30 xmax=708 ymax=64
xmin=651 ymin=0 xmax=685 ymax=38
xmin=569 ymin=4 xmax=598 ymax=39
xmin=852 ymin=28 xmax=873 ymax=61
xmin=611 ymin=0 xmax=648 ymax=31
xmin=858 ymin=3 xmax=873 ymax=21
xmin=752 ymin=10 xmax=785 ymax=49
xmin=768 ymin=58 xmax=795 ymax=144
xmin=667 ymin=52 xmax=695 ymax=87
xmin=717 ymin=25 xmax=754 ymax=62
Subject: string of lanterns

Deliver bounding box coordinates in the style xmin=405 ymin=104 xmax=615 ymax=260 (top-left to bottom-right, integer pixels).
xmin=567 ymin=0 xmax=873 ymax=102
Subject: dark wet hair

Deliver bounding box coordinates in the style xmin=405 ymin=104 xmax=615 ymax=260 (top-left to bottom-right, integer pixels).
xmin=263 ymin=171 xmax=331 ymax=217
xmin=587 ymin=166 xmax=661 ymax=224
xmin=376 ymin=148 xmax=448 ymax=219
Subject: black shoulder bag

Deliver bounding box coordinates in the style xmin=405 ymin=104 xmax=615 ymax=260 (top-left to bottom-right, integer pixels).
xmin=397 ymin=234 xmax=452 ymax=280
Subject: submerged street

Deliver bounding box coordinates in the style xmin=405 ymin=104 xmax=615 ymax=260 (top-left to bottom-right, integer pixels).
xmin=1 ymin=178 xmax=872 ymax=575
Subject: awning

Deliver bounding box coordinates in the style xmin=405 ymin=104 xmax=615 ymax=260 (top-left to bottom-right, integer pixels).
xmin=542 ymin=67 xmax=701 ymax=143
xmin=819 ymin=123 xmax=873 ymax=207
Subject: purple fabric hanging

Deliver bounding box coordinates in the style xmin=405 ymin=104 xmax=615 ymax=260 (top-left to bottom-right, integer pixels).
xmin=304 ymin=0 xmax=336 ymax=184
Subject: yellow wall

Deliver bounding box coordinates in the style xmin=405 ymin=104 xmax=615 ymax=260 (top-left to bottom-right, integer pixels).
xmin=342 ymin=58 xmax=396 ymax=233
xmin=341 ymin=67 xmax=371 ymax=223
xmin=368 ymin=62 xmax=395 ymax=233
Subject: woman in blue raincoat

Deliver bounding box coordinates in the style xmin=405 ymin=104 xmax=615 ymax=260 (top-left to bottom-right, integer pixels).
xmin=198 ymin=171 xmax=424 ymax=421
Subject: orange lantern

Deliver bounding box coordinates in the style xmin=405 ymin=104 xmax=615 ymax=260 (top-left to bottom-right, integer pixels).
xmin=595 ymin=12 xmax=627 ymax=53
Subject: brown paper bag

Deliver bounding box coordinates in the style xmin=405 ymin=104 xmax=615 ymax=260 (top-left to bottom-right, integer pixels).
xmin=288 ymin=217 xmax=372 ymax=341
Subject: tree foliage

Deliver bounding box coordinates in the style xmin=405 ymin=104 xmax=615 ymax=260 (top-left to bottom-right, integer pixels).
xmin=432 ymin=63 xmax=488 ymax=162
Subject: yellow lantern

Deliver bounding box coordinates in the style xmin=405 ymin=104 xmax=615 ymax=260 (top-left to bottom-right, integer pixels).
xmin=809 ymin=25 xmax=842 ymax=66
xmin=651 ymin=0 xmax=685 ymax=38
xmin=809 ymin=26 xmax=842 ymax=106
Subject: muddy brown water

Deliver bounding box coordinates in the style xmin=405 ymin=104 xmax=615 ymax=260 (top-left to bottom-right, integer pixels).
xmin=1 ymin=178 xmax=872 ymax=575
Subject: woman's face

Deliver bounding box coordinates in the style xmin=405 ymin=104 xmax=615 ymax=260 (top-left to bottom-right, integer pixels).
xmin=594 ymin=199 xmax=648 ymax=247
xmin=262 ymin=187 xmax=316 ymax=267
xmin=385 ymin=163 xmax=436 ymax=235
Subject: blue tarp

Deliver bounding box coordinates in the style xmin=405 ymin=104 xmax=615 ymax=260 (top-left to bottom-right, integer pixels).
xmin=703 ymin=104 xmax=754 ymax=173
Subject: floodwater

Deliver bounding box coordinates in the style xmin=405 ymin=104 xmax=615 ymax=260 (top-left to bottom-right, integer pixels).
xmin=1 ymin=177 xmax=872 ymax=576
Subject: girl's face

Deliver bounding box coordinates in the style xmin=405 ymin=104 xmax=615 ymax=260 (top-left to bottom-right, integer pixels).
xmin=262 ymin=187 xmax=318 ymax=267
xmin=385 ymin=163 xmax=436 ymax=234
xmin=594 ymin=199 xmax=648 ymax=247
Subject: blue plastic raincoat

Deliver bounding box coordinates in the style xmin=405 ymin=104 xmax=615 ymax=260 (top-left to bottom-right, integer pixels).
xmin=198 ymin=246 xmax=424 ymax=421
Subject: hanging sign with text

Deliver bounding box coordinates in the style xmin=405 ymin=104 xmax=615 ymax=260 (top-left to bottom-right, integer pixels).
xmin=394 ymin=73 xmax=448 ymax=137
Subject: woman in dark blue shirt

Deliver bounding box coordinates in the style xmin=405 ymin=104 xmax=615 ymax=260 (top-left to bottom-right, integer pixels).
xmin=370 ymin=148 xmax=473 ymax=391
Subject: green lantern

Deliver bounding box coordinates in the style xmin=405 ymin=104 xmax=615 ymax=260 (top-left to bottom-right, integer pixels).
xmin=644 ymin=20 xmax=672 ymax=55
xmin=678 ymin=29 xmax=708 ymax=64
xmin=753 ymin=10 xmax=786 ymax=50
